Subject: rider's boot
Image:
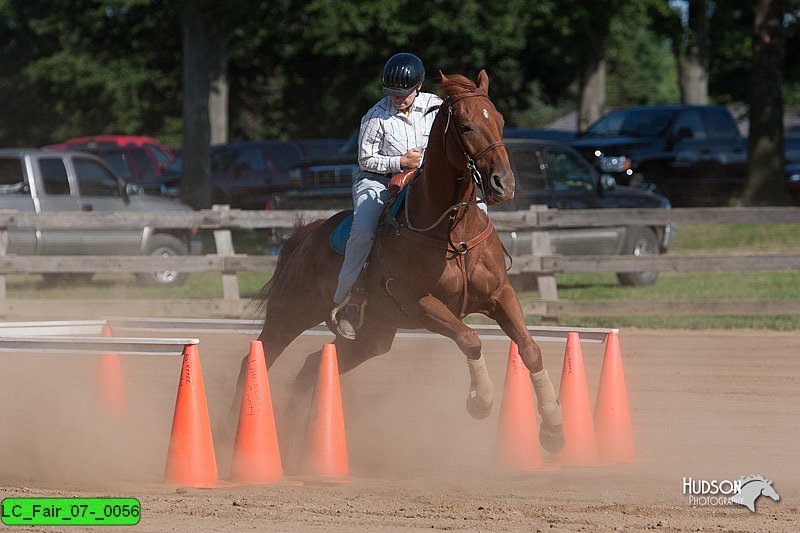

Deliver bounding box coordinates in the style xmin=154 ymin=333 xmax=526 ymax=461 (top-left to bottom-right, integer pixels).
xmin=334 ymin=276 xmax=367 ymax=340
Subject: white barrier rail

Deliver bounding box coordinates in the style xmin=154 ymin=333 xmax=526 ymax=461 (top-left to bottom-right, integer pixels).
xmin=0 ymin=320 xmax=106 ymax=336
xmin=0 ymin=335 xmax=197 ymax=356
xmin=103 ymin=317 xmax=615 ymax=343
xmin=0 ymin=318 xmax=615 ymax=347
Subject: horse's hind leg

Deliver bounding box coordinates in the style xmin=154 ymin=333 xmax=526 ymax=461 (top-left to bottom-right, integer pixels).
xmin=489 ymin=283 xmax=564 ymax=453
xmin=414 ymin=295 xmax=494 ymax=420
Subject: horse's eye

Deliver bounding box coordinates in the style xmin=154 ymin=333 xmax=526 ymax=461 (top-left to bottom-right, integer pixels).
xmin=462 ymin=125 xmax=473 ymax=134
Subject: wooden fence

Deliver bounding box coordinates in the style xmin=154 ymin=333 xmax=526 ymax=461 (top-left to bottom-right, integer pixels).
xmin=0 ymin=206 xmax=798 ymax=320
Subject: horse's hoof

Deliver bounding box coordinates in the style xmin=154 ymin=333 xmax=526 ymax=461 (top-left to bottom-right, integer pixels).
xmin=539 ymin=423 xmax=565 ymax=453
xmin=466 ymin=396 xmax=492 ymax=419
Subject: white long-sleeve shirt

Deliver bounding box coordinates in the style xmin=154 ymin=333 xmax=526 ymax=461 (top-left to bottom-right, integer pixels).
xmin=357 ymin=92 xmax=442 ymax=175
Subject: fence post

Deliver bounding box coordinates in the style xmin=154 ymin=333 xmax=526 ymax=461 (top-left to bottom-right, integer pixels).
xmin=528 ymin=205 xmax=558 ymax=324
xmin=530 ymin=230 xmax=558 ymax=324
xmin=212 ymin=205 xmax=240 ymax=300
xmin=0 ymin=228 xmax=6 ymax=299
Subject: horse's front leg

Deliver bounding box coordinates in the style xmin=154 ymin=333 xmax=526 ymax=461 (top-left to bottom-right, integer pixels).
xmin=489 ymin=283 xmax=565 ymax=453
xmin=416 ymin=295 xmax=493 ymax=419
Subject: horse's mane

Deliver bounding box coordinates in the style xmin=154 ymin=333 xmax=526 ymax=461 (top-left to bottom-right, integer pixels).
xmin=739 ymin=474 xmax=769 ymax=485
xmin=440 ymin=74 xmax=478 ymax=97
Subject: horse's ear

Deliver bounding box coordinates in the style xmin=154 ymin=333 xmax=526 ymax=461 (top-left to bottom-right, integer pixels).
xmin=439 ymin=70 xmax=448 ymax=83
xmin=477 ymin=69 xmax=489 ymax=94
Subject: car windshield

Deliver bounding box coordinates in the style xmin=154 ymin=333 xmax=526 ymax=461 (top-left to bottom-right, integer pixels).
xmin=583 ymin=109 xmax=677 ymax=138
xmin=164 ymin=158 xmax=182 ymax=173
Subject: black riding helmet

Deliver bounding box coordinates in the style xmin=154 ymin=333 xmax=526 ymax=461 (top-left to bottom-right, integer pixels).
xmin=382 ymin=53 xmax=425 ymax=97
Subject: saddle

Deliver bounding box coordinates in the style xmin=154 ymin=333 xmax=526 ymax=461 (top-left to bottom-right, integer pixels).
xmin=329 ymin=169 xmax=416 ymax=255
xmin=388 ymin=168 xmax=416 ymax=198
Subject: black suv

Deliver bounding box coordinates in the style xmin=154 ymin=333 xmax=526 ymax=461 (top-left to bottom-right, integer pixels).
xmin=570 ymin=105 xmax=748 ymax=206
xmin=274 ymin=138 xmax=676 ymax=286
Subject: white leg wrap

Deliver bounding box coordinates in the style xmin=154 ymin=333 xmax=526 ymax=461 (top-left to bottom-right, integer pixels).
xmin=530 ymin=369 xmax=562 ymax=426
xmin=467 ymin=355 xmax=493 ymax=406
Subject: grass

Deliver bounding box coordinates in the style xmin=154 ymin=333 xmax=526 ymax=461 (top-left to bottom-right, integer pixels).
xmin=670 ymin=223 xmax=800 ymax=253
xmin=511 ymin=223 xmax=800 ymax=330
xmin=5 ymin=272 xmax=272 ymax=300
xmin=519 ymin=271 xmax=800 ymax=330
xmin=4 ymin=225 xmax=800 ymax=330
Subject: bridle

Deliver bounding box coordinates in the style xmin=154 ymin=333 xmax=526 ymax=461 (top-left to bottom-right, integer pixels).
xmin=443 ymin=90 xmax=505 ymax=198
xmin=404 ymin=90 xmax=505 ymax=232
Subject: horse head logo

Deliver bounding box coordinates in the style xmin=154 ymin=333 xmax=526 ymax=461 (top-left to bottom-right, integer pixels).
xmin=730 ymin=475 xmax=780 ymax=512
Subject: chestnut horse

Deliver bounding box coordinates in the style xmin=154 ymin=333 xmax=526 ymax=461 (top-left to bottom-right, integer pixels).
xmin=235 ymin=70 xmax=564 ymax=454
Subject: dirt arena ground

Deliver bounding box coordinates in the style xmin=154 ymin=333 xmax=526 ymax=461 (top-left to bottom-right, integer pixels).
xmin=0 ymin=325 xmax=798 ymax=531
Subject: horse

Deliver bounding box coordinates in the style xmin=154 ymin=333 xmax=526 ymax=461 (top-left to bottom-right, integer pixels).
xmin=730 ymin=475 xmax=780 ymax=512
xmin=232 ymin=69 xmax=564 ymax=457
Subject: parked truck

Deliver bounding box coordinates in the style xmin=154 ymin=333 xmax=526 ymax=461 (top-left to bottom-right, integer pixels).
xmin=571 ymin=104 xmax=800 ymax=206
xmin=0 ymin=148 xmax=202 ymax=287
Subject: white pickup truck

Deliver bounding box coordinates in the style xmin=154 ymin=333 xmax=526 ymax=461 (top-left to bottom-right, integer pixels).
xmin=0 ymin=148 xmax=202 ymax=287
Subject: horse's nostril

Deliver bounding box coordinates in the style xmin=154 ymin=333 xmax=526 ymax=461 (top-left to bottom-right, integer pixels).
xmin=490 ymin=175 xmax=504 ymax=194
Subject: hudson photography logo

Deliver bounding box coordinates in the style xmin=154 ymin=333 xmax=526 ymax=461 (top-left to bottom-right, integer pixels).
xmin=683 ymin=474 xmax=781 ymax=512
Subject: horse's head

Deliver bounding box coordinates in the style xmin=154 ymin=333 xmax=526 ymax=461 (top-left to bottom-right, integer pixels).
xmin=439 ymin=70 xmax=514 ymax=205
xmin=760 ymin=480 xmax=780 ymax=502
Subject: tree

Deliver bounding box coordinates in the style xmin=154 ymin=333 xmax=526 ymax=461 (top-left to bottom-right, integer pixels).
xmin=677 ymin=0 xmax=710 ymax=104
xmin=180 ymin=1 xmax=211 ymax=209
xmin=707 ymin=1 xmax=752 ymax=105
xmin=552 ymin=1 xmax=626 ymax=131
xmin=572 ymin=3 xmax=614 ymax=131
xmin=606 ymin=1 xmax=680 ymax=107
xmin=234 ymin=0 xmax=537 ymax=140
xmin=741 ymin=0 xmax=787 ymax=205
xmin=0 ymin=0 xmax=183 ymax=147
xmin=178 ymin=0 xmax=252 ymax=208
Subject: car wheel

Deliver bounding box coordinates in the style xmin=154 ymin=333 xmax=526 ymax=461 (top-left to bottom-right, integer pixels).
xmin=616 ymin=227 xmax=660 ymax=286
xmin=137 ymin=234 xmax=189 ymax=287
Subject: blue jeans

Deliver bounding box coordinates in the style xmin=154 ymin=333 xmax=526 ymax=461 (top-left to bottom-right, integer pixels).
xmin=333 ymin=172 xmax=390 ymax=305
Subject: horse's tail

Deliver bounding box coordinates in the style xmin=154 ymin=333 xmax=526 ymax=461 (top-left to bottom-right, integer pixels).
xmin=255 ymin=218 xmax=328 ymax=313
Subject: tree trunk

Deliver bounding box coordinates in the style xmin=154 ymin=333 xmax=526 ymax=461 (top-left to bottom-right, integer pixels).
xmin=678 ymin=0 xmax=709 ymax=104
xmin=208 ymin=33 xmax=229 ymax=146
xmin=741 ymin=0 xmax=786 ymax=205
xmin=578 ymin=56 xmax=606 ymax=132
xmin=181 ymin=2 xmax=212 ymax=210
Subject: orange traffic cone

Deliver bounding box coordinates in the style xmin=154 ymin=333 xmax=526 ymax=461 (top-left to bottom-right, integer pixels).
xmin=300 ymin=344 xmax=349 ymax=480
xmin=551 ymin=332 xmax=600 ymax=466
xmin=164 ymin=344 xmax=220 ymax=487
xmin=495 ymin=342 xmax=557 ymax=472
xmin=594 ymin=331 xmax=636 ymax=463
xmin=230 ymin=340 xmax=283 ymax=484
xmin=97 ymin=324 xmax=127 ymax=419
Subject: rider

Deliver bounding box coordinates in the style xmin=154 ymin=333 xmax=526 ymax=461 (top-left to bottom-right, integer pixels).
xmin=333 ymin=52 xmax=442 ymax=339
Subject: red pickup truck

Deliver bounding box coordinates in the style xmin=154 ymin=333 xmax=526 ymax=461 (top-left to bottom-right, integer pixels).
xmin=43 ymin=135 xmax=176 ymax=185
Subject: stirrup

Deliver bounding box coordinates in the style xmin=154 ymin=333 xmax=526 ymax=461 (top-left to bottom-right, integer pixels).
xmin=331 ymin=297 xmax=367 ymax=337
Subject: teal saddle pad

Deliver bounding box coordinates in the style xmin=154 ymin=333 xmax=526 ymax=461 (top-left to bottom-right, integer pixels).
xmin=329 ymin=186 xmax=408 ymax=255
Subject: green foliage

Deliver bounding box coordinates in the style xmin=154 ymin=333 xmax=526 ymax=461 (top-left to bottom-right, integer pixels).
xmin=606 ymin=2 xmax=680 ymax=106
xmin=0 ymin=0 xmax=182 ymax=146
xmin=266 ymin=0 xmax=535 ymax=137
xmin=1 ymin=1 xmax=799 ymax=147
xmin=707 ymin=0 xmax=752 ymax=105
